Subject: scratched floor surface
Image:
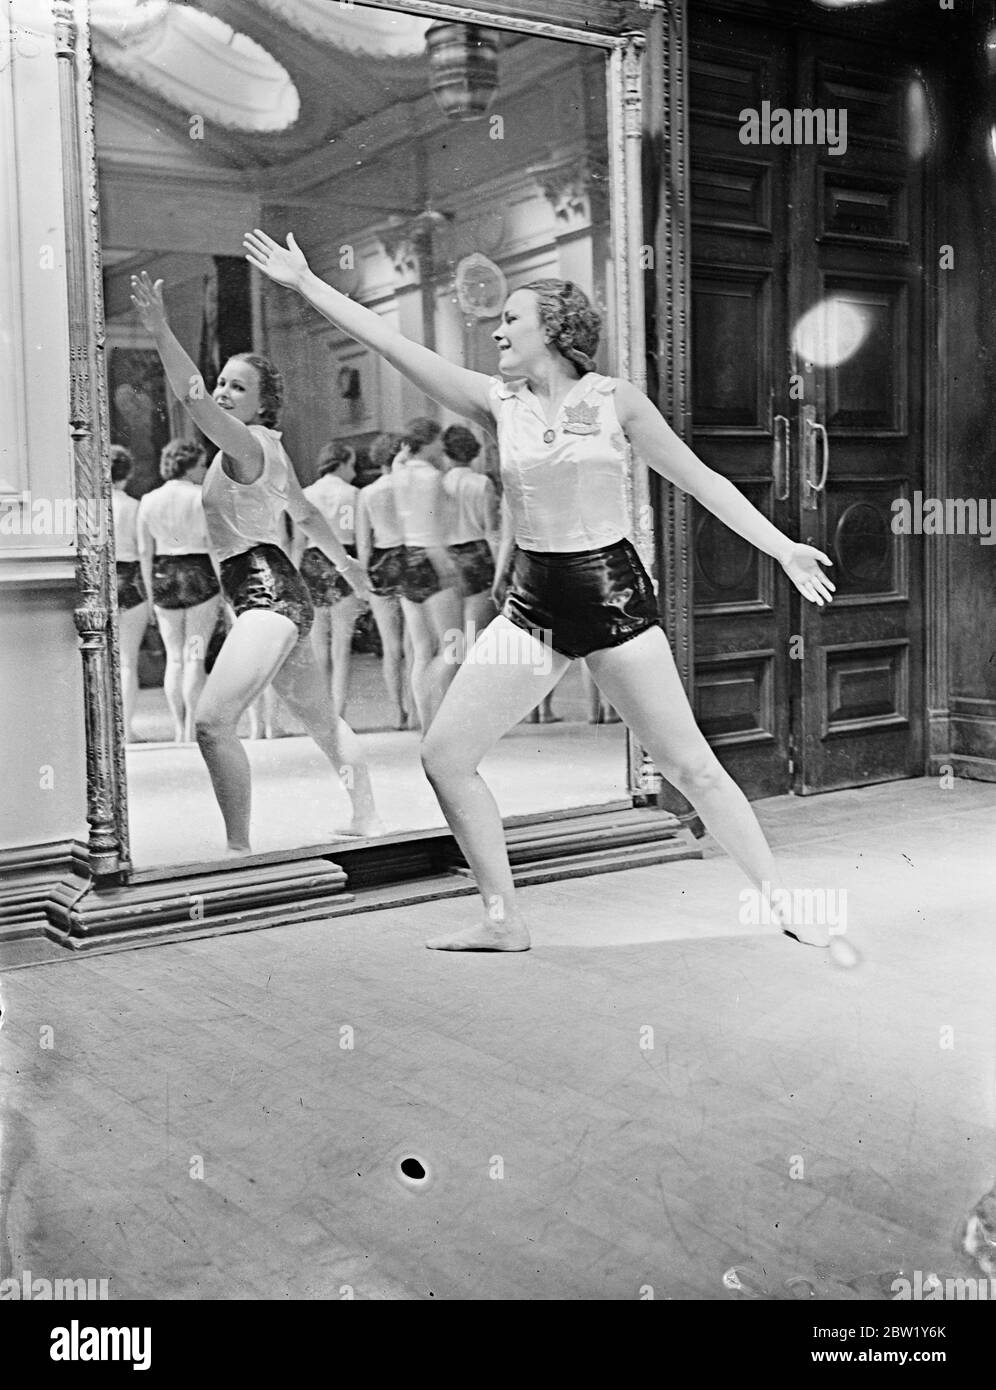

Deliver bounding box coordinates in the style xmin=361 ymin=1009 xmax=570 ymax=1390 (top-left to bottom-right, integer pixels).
xmin=1 ymin=777 xmax=994 ymax=1300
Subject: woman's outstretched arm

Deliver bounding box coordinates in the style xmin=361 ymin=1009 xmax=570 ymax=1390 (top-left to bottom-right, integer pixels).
xmin=129 ymin=273 xmax=264 ymax=483
xmin=283 ymin=466 xmax=369 ymax=597
xmin=615 ymin=380 xmax=835 ymax=607
xmin=244 ymin=230 xmax=495 ymax=431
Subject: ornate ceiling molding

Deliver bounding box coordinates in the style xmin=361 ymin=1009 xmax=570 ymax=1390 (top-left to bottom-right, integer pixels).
xmin=251 ymin=0 xmax=433 ymax=55
xmin=89 ymin=1 xmax=300 ymax=133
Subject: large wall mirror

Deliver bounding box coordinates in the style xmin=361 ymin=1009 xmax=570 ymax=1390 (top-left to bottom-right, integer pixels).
xmin=85 ymin=0 xmax=648 ymax=873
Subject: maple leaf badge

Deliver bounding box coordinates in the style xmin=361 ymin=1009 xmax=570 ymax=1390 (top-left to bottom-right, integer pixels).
xmin=561 ymin=400 xmax=600 ymax=435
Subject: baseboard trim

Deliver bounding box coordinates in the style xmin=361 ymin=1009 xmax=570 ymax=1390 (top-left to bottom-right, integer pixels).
xmin=0 ymin=805 xmax=700 ymax=959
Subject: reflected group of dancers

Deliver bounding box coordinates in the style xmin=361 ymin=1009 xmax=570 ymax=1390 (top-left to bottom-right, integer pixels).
xmin=127 ymin=230 xmax=846 ymax=954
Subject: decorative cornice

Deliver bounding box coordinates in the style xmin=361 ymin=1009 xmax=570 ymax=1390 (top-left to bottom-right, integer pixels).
xmin=532 ymin=151 xmax=610 ymax=229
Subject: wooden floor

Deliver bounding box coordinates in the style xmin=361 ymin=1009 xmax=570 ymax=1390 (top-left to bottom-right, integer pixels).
xmin=1 ymin=777 xmax=994 ymax=1300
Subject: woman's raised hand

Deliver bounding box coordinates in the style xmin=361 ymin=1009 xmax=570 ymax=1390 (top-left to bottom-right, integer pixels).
xmin=780 ymin=544 xmax=836 ymax=607
xmin=129 ymin=272 xmax=168 ymax=334
xmin=243 ymin=230 xmax=310 ymax=289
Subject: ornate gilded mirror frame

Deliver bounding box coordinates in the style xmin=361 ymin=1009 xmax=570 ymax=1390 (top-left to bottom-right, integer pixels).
xmin=57 ymin=0 xmax=680 ymax=878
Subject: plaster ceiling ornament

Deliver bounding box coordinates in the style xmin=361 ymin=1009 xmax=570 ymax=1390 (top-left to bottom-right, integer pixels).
xmin=533 ymin=153 xmax=610 ymax=228
xmin=89 ymin=1 xmax=300 ymax=133
xmin=454 ymin=253 xmax=506 ymax=320
xmin=251 ymin=0 xmax=434 ymax=56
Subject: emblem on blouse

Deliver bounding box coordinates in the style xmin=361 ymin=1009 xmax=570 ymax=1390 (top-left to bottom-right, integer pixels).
xmin=562 ymin=400 xmax=600 ymax=435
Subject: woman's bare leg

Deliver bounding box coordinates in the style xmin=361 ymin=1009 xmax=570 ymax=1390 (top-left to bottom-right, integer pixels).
xmin=420 ymin=616 xmax=571 ymax=950
xmin=309 ymin=606 xmax=333 ymax=703
xmin=399 ymin=598 xmax=437 ymax=731
xmin=270 ymin=636 xmax=382 ymax=837
xmin=155 ymin=607 xmax=189 ymax=742
xmin=586 ymin=626 xmax=827 ymax=946
xmin=463 ymin=590 xmax=496 ymax=652
xmin=180 ymin=595 xmax=221 ymax=743
xmin=422 ymin=584 xmax=466 ymax=730
xmin=118 ymin=601 xmax=149 ymax=741
xmin=194 ymin=610 xmax=297 ymax=852
xmin=330 ymin=593 xmax=363 ymax=721
xmin=369 ymin=594 xmax=407 ymax=727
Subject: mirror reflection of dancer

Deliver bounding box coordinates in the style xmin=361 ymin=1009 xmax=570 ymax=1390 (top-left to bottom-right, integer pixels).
xmin=356 ymin=432 xmax=410 ymax=729
xmin=130 ymin=271 xmax=382 ymax=852
xmin=110 ymin=445 xmax=150 ymax=741
xmin=297 ymin=443 xmax=364 ymax=721
xmin=245 ymin=232 xmax=838 ymax=950
xmin=136 ymin=438 xmax=221 ymax=743
xmin=392 ymin=418 xmax=464 ymax=730
xmin=440 ymin=424 xmax=499 ymax=648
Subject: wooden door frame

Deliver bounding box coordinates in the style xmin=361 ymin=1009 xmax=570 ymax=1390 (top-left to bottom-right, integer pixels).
xmin=655 ymin=0 xmax=945 ymax=793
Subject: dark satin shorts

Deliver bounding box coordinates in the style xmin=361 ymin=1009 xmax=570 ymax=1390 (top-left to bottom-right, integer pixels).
xmin=151 ymin=553 xmax=220 ymax=610
xmin=503 ymin=537 xmax=662 ymax=659
xmin=398 ymin=545 xmax=446 ymax=604
xmin=220 ymin=543 xmax=314 ymax=639
xmin=116 ymin=560 xmax=146 ymax=612
xmin=367 ymin=544 xmax=406 ymax=599
xmin=448 ymin=538 xmax=495 ymax=598
xmin=299 ymin=545 xmax=357 ymax=607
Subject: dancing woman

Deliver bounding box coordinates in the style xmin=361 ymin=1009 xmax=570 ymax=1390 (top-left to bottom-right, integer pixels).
xmin=110 ymin=445 xmax=149 ymax=741
xmin=440 ymin=424 xmax=500 ymax=647
xmin=391 ymin=418 xmax=464 ymax=730
xmin=355 ymin=432 xmax=410 ymax=728
xmin=244 ymin=232 xmax=835 ymax=948
xmin=136 ymin=438 xmax=222 ymax=743
xmin=130 ymin=271 xmax=382 ymax=852
xmin=297 ymin=442 xmax=364 ymax=721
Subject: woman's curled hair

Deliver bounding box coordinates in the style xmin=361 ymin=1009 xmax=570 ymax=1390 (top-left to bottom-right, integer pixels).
xmin=160 ymin=438 xmax=206 ymax=482
xmin=109 ymin=445 xmax=134 ymax=484
xmin=401 ymin=416 xmax=441 ymax=455
xmin=316 ymin=442 xmax=356 ymax=477
xmin=442 ymin=425 xmax=481 ymax=465
xmin=521 ymin=279 xmax=601 ymax=376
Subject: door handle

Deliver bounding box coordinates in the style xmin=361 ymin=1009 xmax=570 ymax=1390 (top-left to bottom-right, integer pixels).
xmin=772 ymin=413 xmax=790 ymax=502
xmin=801 ymin=405 xmax=830 ymax=511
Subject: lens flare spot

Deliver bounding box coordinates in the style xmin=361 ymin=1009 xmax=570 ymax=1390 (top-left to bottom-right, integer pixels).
xmin=792 ymin=297 xmax=871 ymax=369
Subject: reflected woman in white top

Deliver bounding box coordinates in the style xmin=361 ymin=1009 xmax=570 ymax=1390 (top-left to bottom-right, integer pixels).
xmin=297 ymin=442 xmax=363 ymax=721
xmin=110 ymin=445 xmax=149 ymax=742
xmin=391 ymin=417 xmax=464 ymax=731
xmin=440 ymin=424 xmax=499 ymax=649
xmin=130 ymin=271 xmax=382 ymax=853
xmin=355 ymin=432 xmax=410 ymax=729
xmin=246 ymin=231 xmax=840 ymax=953
xmin=137 ymin=438 xmax=221 ymax=743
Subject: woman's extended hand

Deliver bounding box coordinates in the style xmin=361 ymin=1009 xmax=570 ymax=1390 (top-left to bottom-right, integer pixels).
xmin=780 ymin=544 xmax=835 ymax=606
xmin=243 ymin=230 xmax=310 ymax=290
xmin=129 ymin=272 xmax=168 ymax=334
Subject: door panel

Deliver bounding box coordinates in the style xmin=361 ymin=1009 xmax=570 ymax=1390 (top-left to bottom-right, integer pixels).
xmin=687 ymin=15 xmax=792 ymax=799
xmin=688 ymin=9 xmax=926 ymax=798
xmin=794 ymin=41 xmax=925 ymax=792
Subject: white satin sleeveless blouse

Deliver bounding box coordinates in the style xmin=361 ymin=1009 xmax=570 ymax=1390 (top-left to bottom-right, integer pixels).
xmin=488 ymin=373 xmax=631 ymax=552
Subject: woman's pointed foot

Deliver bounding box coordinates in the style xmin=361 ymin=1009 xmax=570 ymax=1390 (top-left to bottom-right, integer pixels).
xmin=426 ymin=919 xmax=531 ymax=951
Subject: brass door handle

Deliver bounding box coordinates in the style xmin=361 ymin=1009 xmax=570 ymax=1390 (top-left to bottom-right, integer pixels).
xmin=773 ymin=413 xmax=790 ymax=502
xmin=801 ymin=406 xmax=830 ymax=510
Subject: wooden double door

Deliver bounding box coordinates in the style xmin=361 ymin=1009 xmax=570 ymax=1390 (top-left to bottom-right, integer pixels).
xmin=685 ymin=8 xmax=927 ymax=797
